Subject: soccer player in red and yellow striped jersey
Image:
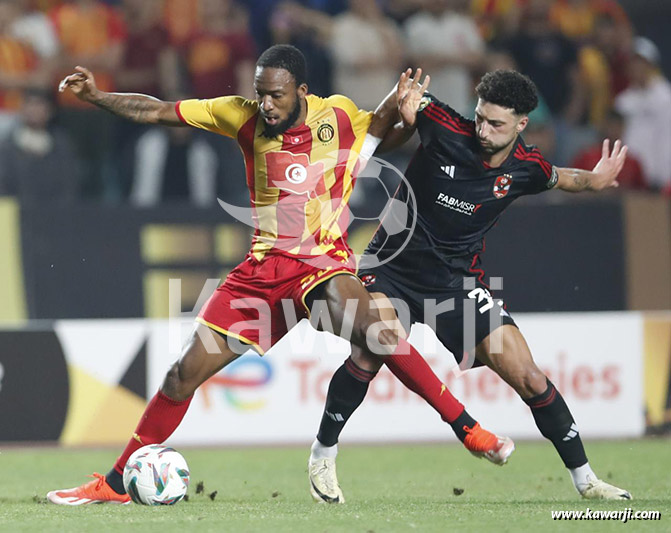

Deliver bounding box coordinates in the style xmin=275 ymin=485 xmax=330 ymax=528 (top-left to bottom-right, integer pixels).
xmin=48 ymin=45 xmax=509 ymax=506
xmin=176 ymin=92 xmax=370 ymax=265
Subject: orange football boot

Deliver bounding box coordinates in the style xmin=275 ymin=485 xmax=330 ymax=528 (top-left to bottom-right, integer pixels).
xmin=47 ymin=473 xmax=131 ymax=505
xmin=463 ymin=423 xmax=515 ymax=465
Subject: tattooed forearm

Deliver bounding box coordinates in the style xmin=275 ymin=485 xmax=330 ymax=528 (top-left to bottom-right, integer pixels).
xmin=571 ymin=169 xmax=591 ymax=191
xmin=556 ymin=167 xmax=595 ymax=192
xmin=93 ymin=93 xmax=168 ymax=124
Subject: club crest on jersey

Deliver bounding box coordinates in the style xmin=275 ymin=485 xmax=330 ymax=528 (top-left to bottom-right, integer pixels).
xmin=266 ymin=151 xmax=326 ymax=198
xmin=493 ymin=174 xmax=513 ymax=199
xmin=317 ymin=123 xmax=335 ymax=143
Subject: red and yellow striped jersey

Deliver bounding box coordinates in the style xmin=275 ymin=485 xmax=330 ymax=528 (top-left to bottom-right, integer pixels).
xmin=177 ymin=94 xmax=372 ymax=262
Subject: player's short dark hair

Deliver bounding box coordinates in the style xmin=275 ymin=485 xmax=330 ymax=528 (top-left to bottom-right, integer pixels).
xmin=256 ymin=45 xmax=307 ymax=87
xmin=475 ymin=70 xmax=539 ymax=116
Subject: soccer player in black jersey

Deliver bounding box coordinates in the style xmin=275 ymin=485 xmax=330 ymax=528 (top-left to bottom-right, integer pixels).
xmin=309 ymin=69 xmax=631 ymax=501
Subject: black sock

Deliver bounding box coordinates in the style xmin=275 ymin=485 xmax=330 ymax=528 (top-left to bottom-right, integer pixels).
xmin=524 ymin=378 xmax=588 ymax=469
xmin=450 ymin=409 xmax=477 ymax=443
xmin=316 ymin=357 xmax=377 ymax=447
xmin=105 ymin=468 xmax=126 ymax=495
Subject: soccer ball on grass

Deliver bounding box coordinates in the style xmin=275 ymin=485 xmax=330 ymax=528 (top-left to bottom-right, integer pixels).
xmin=123 ymin=444 xmax=190 ymax=505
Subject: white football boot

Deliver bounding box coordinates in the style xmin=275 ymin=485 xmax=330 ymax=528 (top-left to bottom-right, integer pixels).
xmin=580 ymin=477 xmax=632 ymax=500
xmin=308 ymin=457 xmax=345 ymax=504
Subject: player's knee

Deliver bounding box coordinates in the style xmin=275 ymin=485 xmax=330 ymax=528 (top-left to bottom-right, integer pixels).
xmin=513 ymin=365 xmax=548 ymax=399
xmin=354 ymin=313 xmax=400 ymax=358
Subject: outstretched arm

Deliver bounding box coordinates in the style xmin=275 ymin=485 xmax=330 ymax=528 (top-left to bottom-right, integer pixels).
xmin=376 ymin=68 xmax=430 ymax=153
xmin=58 ymin=66 xmax=183 ymax=126
xmin=555 ymin=139 xmax=628 ymax=192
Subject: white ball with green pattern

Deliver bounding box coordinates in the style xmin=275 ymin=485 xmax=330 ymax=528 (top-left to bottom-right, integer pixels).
xmin=123 ymin=444 xmax=190 ymax=505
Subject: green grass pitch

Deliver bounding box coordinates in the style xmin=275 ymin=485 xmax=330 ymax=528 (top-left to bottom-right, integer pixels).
xmin=1 ymin=438 xmax=669 ymax=532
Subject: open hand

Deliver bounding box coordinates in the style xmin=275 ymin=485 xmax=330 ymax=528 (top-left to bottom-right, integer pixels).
xmin=592 ymin=139 xmax=628 ymax=190
xmin=397 ymin=68 xmax=430 ymax=129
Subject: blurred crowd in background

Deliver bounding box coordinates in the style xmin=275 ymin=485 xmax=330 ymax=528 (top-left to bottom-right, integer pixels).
xmin=0 ymin=0 xmax=670 ymax=208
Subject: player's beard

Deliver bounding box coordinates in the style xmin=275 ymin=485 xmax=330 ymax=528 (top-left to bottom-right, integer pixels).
xmin=478 ymin=134 xmax=515 ymax=156
xmin=261 ymin=95 xmax=302 ymax=138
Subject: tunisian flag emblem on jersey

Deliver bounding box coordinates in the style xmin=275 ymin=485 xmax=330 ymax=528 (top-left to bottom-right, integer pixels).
xmin=266 ymin=151 xmax=326 ymax=198
xmin=493 ymin=174 xmax=513 ymax=199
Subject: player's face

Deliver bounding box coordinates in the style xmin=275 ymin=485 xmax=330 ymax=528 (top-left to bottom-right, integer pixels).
xmin=254 ymin=66 xmax=307 ymax=137
xmin=474 ymin=99 xmax=528 ymax=155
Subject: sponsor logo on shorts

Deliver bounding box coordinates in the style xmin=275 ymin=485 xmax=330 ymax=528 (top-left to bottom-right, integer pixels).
xmin=360 ymin=273 xmax=376 ymax=287
xmin=435 ymin=193 xmax=482 ymax=215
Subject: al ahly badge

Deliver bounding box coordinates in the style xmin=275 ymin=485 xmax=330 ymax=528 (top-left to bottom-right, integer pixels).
xmin=493 ymin=174 xmax=513 ymax=199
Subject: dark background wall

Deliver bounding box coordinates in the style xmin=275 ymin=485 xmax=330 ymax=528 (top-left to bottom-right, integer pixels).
xmin=622 ymin=0 xmax=671 ymax=77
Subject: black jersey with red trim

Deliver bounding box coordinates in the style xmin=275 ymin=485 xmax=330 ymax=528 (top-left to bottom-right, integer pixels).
xmin=365 ymin=93 xmax=558 ymax=291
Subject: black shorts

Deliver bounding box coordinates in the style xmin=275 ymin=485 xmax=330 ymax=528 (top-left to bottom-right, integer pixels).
xmin=359 ymin=266 xmax=517 ymax=368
